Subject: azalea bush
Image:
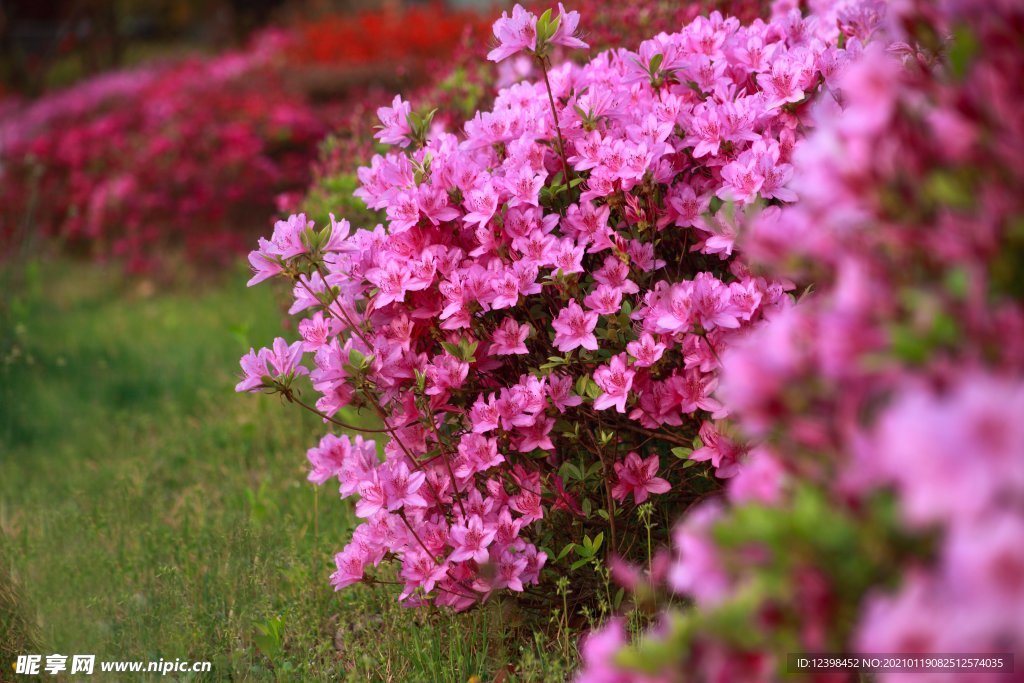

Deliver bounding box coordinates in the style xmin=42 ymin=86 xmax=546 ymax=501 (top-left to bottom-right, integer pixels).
xmin=239 ymin=0 xmax=861 ymax=622
xmin=575 ymin=0 xmax=1024 ymax=680
xmin=0 ymin=35 xmax=325 ymax=271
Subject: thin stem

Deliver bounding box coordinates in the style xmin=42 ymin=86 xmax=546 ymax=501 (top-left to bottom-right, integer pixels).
xmin=587 ymin=418 xmax=618 ymax=556
xmin=293 ymin=272 xmax=422 ymax=467
xmin=581 ymin=407 xmax=693 ymax=447
xmin=282 ymin=389 xmax=394 ymax=433
xmin=422 ymin=403 xmax=468 ymax=518
xmin=539 ymin=56 xmax=573 ymax=185
xmin=702 ymin=331 xmax=724 ymax=367
xmin=397 ymin=511 xmax=480 ymax=600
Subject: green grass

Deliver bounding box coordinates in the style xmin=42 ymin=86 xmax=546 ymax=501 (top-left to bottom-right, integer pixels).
xmin=0 ymin=260 xmax=570 ymax=682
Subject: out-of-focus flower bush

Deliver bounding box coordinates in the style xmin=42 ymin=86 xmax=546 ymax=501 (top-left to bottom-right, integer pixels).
xmin=575 ymin=0 xmax=1024 ymax=680
xmin=283 ymin=3 xmax=490 ymax=69
xmin=0 ymin=34 xmax=325 ymax=271
xmin=238 ymin=0 xmax=865 ymax=624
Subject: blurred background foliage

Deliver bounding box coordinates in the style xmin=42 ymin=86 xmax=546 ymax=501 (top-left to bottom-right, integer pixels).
xmin=0 ymin=0 xmax=499 ymax=95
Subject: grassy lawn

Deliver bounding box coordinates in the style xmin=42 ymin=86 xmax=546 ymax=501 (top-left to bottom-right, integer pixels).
xmin=0 ymin=261 xmax=569 ymax=682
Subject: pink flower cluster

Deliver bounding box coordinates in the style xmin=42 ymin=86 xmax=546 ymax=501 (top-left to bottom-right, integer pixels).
xmin=0 ymin=34 xmax=324 ymax=271
xmin=577 ymin=0 xmax=1024 ymax=679
xmin=239 ymin=1 xmax=857 ymax=610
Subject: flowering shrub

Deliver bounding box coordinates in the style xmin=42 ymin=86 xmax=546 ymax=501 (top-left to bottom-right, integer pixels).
xmin=296 ymin=0 xmax=774 ymax=228
xmin=0 ymin=35 xmax=325 ymax=270
xmin=239 ymin=1 xmax=861 ymax=616
xmin=575 ymin=0 xmax=1024 ymax=680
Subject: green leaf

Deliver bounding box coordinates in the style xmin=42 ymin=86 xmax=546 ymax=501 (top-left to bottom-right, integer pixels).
xmin=538 ymin=8 xmax=553 ymax=29
xmin=649 ymin=53 xmax=664 ymax=75
xmin=561 ymin=461 xmax=583 ymax=482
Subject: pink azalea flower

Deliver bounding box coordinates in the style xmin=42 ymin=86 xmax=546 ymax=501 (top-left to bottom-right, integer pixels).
xmin=717 ymin=153 xmax=764 ymax=204
xmin=355 ymin=471 xmax=387 ymax=518
xmin=550 ymin=3 xmax=589 ymax=50
xmin=449 ymin=515 xmax=497 ymax=563
xmin=266 ymin=213 xmax=312 ymax=260
xmin=491 ymin=318 xmax=531 ymax=355
xmin=511 ymin=489 xmax=544 ymax=523
xmin=246 ymin=245 xmax=283 ymax=287
xmin=486 ymin=5 xmax=538 ymax=63
xmin=627 ymin=333 xmax=666 ymax=367
xmin=654 ymin=283 xmax=694 ymax=333
xmin=306 ymin=433 xmax=351 ymax=485
xmin=683 ymin=104 xmax=724 ymax=158
xmin=399 ymin=549 xmax=448 ymax=598
xmin=417 ymin=184 xmax=460 ymax=225
xmin=386 ymin=190 xmax=421 ymax=233
xmin=584 ymin=284 xmax=623 ymax=315
xmin=366 ymin=259 xmax=413 ymax=308
xmin=611 ymin=451 xmax=670 ymax=504
xmin=493 ymin=548 xmax=529 ymax=592
xmin=462 ymin=182 xmax=500 ymax=228
xmin=298 ymin=311 xmax=339 ymax=352
xmin=690 ymin=421 xmax=747 ymax=479
xmin=330 ymin=545 xmax=366 ymax=590
xmin=503 ymin=165 xmax=545 ymax=208
xmin=593 ymin=255 xmax=639 ymax=294
xmin=672 ymin=368 xmax=726 ymax=418
xmin=690 ymin=273 xmax=742 ymax=330
xmin=593 ymin=353 xmax=636 ymax=413
xmin=515 ymin=413 xmax=555 ymax=452
xmin=551 ymin=238 xmax=586 ymax=275
xmin=493 ymin=507 xmax=524 ymax=547
xmin=552 ymin=299 xmax=599 ymax=352
xmin=338 ymin=435 xmax=379 ymax=498
xmin=375 ymin=95 xmax=412 ymax=147
xmin=322 ymin=213 xmax=353 ymax=253
xmin=564 ymin=201 xmax=614 ymax=252
xmin=490 ymin=271 xmax=522 ymax=310
xmin=455 ymin=434 xmax=505 ymax=479
xmin=235 ymin=347 xmax=270 ymax=393
xmin=547 ymin=373 xmax=583 ymax=412
xmin=266 ymin=337 xmax=308 ymax=379
xmin=757 ymin=57 xmax=805 ymax=109
xmin=380 ymin=460 xmax=428 ymax=511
